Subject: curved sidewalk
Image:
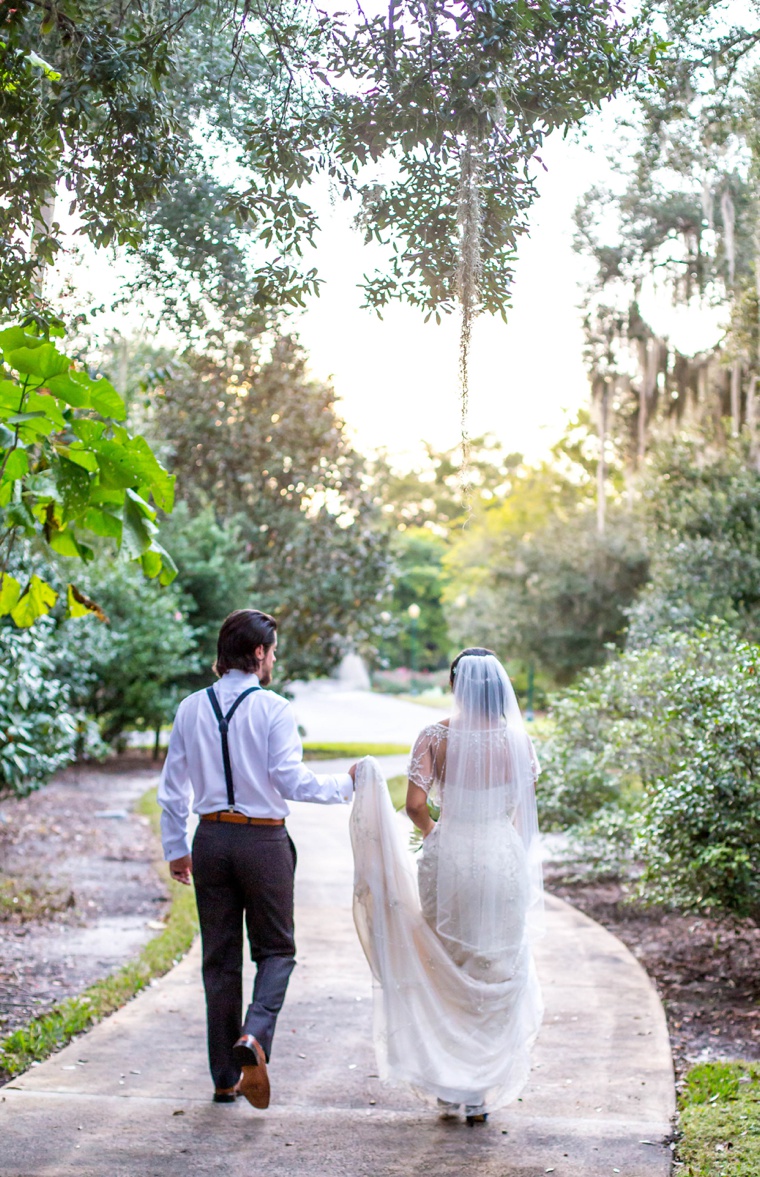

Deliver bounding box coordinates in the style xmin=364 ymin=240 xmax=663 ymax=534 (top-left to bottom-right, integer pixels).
xmin=0 ymin=799 xmax=674 ymax=1177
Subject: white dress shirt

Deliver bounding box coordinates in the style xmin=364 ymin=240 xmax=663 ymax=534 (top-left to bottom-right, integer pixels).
xmin=158 ymin=670 xmax=353 ymax=861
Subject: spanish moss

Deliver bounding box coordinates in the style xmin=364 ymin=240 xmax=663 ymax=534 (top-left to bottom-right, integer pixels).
xmin=456 ymin=138 xmax=483 ymax=500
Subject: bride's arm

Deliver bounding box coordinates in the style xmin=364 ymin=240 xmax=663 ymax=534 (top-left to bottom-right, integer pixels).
xmin=406 ymin=781 xmax=435 ymax=838
xmin=406 ymin=727 xmax=437 ymax=836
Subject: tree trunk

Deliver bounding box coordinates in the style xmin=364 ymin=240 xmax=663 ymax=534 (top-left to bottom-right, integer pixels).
xmin=596 ymin=377 xmax=608 ymax=536
xmin=152 ymin=724 xmax=162 ymax=761
xmin=730 ymin=361 xmax=742 ymax=437
xmin=638 ymin=338 xmax=658 ymax=464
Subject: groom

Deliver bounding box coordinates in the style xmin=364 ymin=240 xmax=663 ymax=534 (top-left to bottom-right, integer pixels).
xmin=158 ymin=608 xmax=357 ymax=1108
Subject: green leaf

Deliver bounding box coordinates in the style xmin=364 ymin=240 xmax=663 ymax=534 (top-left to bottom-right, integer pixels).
xmin=122 ymin=493 xmax=158 ymax=558
xmin=0 ymin=327 xmax=44 ymax=353
xmin=0 ymin=574 xmax=22 ymax=616
xmin=140 ymin=549 xmax=163 ymax=579
xmin=1 ymin=449 xmax=29 ymax=483
xmin=71 ymin=420 xmax=106 ymax=444
xmin=141 ymin=541 xmax=178 ymax=585
xmin=25 ymin=391 xmax=67 ymax=429
xmin=45 ymin=372 xmax=92 ymax=409
xmin=6 ymin=343 xmax=70 ymax=380
xmin=53 ymin=445 xmax=98 ymax=473
xmin=66 ymin=583 xmax=108 ymax=622
xmin=82 ymin=506 xmax=122 ymax=539
xmin=10 ymin=575 xmax=58 ymax=627
xmin=49 ymin=528 xmax=83 ymax=558
xmin=89 ymin=378 xmax=126 ymax=421
xmin=157 ymin=544 xmax=178 ymax=586
xmin=124 ymin=487 xmax=156 ymax=520
xmin=4 ymin=500 xmax=37 ymax=532
xmin=54 ymin=456 xmax=91 ymax=520
xmin=93 ymin=440 xmax=145 ymax=489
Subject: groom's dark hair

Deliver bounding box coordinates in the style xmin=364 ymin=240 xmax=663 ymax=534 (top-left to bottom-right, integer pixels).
xmin=215 ymin=609 xmax=277 ymax=676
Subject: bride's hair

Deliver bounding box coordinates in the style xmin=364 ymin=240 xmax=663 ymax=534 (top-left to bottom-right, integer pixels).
xmin=449 ymin=647 xmax=507 ymax=721
xmin=449 ymin=647 xmax=495 ymax=688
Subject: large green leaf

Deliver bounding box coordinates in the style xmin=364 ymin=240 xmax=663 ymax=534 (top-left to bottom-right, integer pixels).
xmin=66 ymin=583 xmax=108 ymax=622
xmin=53 ymin=444 xmax=99 ymax=473
xmin=10 ymin=575 xmax=58 ymax=627
xmin=45 ymin=372 xmax=92 ymax=410
xmin=16 ymin=415 xmax=57 ymax=441
xmin=1 ymin=449 xmax=29 ymax=483
xmin=140 ymin=540 xmax=178 ymax=585
xmin=124 ymin=487 xmax=156 ymax=520
xmin=88 ymin=378 xmax=126 ymax=422
xmin=0 ymin=328 xmax=45 ymax=353
xmin=71 ymin=420 xmax=106 ymax=444
xmin=0 ymin=380 xmax=25 ymax=411
xmin=82 ymin=506 xmax=122 ymax=539
xmin=49 ymin=527 xmax=83 ymax=558
xmin=0 ymin=574 xmax=21 ymax=616
xmin=6 ymin=343 xmax=70 ymax=380
xmin=4 ymin=500 xmax=36 ymax=531
xmin=25 ymin=391 xmax=67 ymax=429
xmin=93 ymin=440 xmax=147 ymax=489
xmin=122 ymin=493 xmax=158 ymax=558
xmin=54 ymin=455 xmax=91 ymax=520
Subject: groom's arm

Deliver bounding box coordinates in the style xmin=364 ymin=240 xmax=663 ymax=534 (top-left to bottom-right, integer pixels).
xmin=158 ymin=700 xmax=194 ymax=862
xmin=268 ymin=702 xmax=353 ymax=804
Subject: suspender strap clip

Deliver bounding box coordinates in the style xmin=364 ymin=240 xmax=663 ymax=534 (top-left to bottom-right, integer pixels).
xmin=205 ymin=684 xmax=261 ymax=810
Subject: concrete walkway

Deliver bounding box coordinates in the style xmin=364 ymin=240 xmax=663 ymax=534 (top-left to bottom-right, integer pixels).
xmin=0 ymin=799 xmax=674 ymax=1177
xmin=290 ymin=680 xmax=448 ymax=744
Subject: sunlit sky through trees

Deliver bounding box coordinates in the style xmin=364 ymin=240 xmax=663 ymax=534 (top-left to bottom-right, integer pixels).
xmin=50 ymin=99 xmax=727 ymax=470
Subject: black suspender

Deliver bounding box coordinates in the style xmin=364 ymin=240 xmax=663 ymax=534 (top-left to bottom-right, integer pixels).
xmin=205 ymin=685 xmax=261 ymax=810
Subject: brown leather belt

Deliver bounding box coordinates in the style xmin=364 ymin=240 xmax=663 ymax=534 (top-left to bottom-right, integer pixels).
xmin=201 ymin=812 xmax=285 ymax=826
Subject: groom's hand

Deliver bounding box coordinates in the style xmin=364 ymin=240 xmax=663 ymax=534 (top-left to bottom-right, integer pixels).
xmin=348 ymin=763 xmax=358 ymax=788
xmin=169 ymin=854 xmax=193 ymax=885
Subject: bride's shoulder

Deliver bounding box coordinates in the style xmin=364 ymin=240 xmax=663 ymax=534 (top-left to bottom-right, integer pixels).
xmin=416 ymin=719 xmax=450 ymax=741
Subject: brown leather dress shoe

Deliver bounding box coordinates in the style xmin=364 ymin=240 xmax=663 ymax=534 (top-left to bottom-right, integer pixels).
xmin=232 ymin=1035 xmax=270 ymax=1109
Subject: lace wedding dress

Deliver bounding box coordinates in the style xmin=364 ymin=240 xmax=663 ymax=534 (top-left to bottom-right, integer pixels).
xmin=350 ymin=654 xmax=544 ymax=1112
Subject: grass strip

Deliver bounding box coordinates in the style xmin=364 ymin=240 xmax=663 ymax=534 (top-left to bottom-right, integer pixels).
xmin=387 ymin=773 xmax=408 ymax=809
xmin=677 ymin=1061 xmax=760 ymax=1175
xmin=302 ymin=741 xmax=410 ymax=759
xmin=0 ymin=786 xmax=197 ymax=1081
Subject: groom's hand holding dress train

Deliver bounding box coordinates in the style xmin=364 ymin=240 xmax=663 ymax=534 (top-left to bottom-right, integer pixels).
xmin=158 ymin=608 xmax=358 ymax=1108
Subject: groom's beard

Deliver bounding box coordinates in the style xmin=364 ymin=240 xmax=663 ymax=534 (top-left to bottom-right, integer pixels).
xmin=258 ymin=667 xmax=272 ymax=687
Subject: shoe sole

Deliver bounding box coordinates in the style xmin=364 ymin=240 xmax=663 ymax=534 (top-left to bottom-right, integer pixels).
xmin=233 ymin=1040 xmax=270 ymax=1110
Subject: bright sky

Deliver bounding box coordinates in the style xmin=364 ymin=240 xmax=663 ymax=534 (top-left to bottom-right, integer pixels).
xmin=294 ymin=133 xmax=602 ymax=465
xmin=50 ymin=100 xmax=728 ymax=470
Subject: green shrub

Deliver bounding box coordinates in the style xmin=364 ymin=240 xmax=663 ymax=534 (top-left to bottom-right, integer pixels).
xmin=0 ymin=621 xmax=103 ymax=797
xmin=539 ymin=623 xmax=760 ymax=921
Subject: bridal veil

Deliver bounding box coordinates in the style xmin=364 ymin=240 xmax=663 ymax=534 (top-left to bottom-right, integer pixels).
xmin=350 ymin=653 xmax=544 ymax=1111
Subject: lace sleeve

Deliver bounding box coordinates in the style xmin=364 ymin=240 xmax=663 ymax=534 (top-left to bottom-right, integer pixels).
xmin=407 ymin=727 xmax=437 ymax=794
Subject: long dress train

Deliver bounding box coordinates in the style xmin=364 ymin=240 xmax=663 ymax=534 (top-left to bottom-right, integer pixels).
xmin=350 ymin=754 xmax=543 ymax=1111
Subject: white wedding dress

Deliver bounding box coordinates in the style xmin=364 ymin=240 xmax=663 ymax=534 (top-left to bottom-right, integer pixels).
xmin=350 ymin=654 xmax=544 ymax=1112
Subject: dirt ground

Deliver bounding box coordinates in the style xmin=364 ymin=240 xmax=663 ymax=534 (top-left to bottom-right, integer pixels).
xmin=0 ymin=761 xmax=169 ymax=1041
xmin=544 ymin=864 xmax=760 ymax=1084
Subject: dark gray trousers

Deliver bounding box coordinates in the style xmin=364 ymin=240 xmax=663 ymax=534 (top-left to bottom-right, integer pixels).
xmin=192 ymin=820 xmax=297 ymax=1090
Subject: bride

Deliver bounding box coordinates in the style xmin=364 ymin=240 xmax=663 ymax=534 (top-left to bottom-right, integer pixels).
xmin=350 ymin=647 xmax=544 ymax=1123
